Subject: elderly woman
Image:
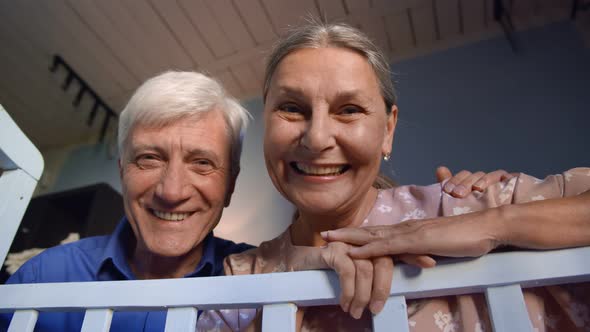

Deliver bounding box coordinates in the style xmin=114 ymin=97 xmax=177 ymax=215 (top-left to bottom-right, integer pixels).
xmin=199 ymin=21 xmax=590 ymax=331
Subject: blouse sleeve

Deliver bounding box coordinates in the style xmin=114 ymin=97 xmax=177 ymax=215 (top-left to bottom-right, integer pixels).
xmin=441 ymin=167 xmax=590 ymax=216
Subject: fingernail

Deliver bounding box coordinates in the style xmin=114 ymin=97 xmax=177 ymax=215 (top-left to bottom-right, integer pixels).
xmin=453 ymin=184 xmax=467 ymax=197
xmin=320 ymin=231 xmax=328 ymax=239
xmin=444 ymin=182 xmax=455 ymax=193
xmin=370 ymin=301 xmax=385 ymax=314
xmin=473 ymin=180 xmax=484 ymax=191
xmin=351 ymin=307 xmax=363 ymax=319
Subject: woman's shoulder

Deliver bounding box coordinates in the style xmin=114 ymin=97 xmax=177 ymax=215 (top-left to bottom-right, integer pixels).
xmin=224 ymin=230 xmax=292 ymax=275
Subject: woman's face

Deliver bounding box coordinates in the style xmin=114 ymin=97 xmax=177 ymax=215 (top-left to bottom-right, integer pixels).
xmin=263 ymin=47 xmax=397 ymax=216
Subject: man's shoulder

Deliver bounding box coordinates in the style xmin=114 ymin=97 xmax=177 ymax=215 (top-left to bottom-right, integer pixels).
xmin=210 ymin=236 xmax=255 ymax=257
xmin=6 ymin=235 xmax=112 ymax=284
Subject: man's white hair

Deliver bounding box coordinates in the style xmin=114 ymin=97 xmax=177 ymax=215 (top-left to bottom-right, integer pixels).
xmin=118 ymin=71 xmax=250 ymax=179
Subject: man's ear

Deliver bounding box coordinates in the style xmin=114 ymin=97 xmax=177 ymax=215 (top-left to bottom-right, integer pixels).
xmin=224 ymin=167 xmax=240 ymax=207
xmin=382 ymin=105 xmax=398 ymax=154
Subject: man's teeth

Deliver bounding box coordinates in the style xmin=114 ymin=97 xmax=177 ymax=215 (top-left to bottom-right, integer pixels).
xmin=153 ymin=210 xmax=190 ymax=221
xmin=295 ymin=163 xmax=345 ymax=176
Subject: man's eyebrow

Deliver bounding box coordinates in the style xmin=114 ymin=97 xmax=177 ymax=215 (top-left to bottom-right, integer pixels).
xmin=186 ymin=148 xmax=219 ymax=160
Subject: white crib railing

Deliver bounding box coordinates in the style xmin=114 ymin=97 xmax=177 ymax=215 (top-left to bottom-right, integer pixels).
xmin=1 ymin=246 xmax=590 ymax=332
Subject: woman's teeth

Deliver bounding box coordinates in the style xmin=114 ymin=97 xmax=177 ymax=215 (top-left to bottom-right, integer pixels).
xmin=152 ymin=210 xmax=191 ymax=221
xmin=293 ymin=163 xmax=347 ymax=176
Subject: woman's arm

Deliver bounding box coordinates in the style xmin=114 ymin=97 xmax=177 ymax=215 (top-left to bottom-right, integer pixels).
xmin=322 ymin=168 xmax=590 ymax=259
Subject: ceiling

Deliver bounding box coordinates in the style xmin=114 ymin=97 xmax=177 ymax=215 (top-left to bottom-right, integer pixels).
xmin=0 ymin=0 xmax=575 ymax=151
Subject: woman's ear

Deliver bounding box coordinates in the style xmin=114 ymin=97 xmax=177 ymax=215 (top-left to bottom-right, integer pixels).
xmin=382 ymin=105 xmax=398 ymax=155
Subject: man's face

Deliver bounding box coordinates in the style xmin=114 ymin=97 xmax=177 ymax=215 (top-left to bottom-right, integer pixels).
xmin=119 ymin=111 xmax=234 ymax=259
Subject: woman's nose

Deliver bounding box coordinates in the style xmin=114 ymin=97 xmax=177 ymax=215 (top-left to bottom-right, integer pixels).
xmin=300 ymin=112 xmax=335 ymax=153
xmin=155 ymin=161 xmax=193 ymax=204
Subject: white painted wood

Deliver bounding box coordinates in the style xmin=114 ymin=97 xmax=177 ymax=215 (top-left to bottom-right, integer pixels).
xmin=262 ymin=303 xmax=297 ymax=332
xmin=486 ymin=284 xmax=534 ymax=332
xmin=7 ymin=310 xmax=38 ymax=332
xmin=206 ymin=0 xmax=256 ymax=51
xmin=354 ymin=14 xmax=391 ymax=53
xmin=385 ymin=10 xmax=415 ymax=52
xmin=435 ymin=0 xmax=461 ymax=39
xmin=214 ymin=70 xmax=243 ymax=97
xmin=316 ymin=0 xmax=347 ymax=20
xmin=148 ymin=0 xmax=215 ymax=66
xmin=372 ymin=296 xmax=409 ymax=332
xmin=119 ymin=0 xmax=195 ymax=71
xmin=80 ymin=309 xmax=113 ymax=332
xmin=231 ymin=64 xmax=261 ymax=97
xmin=462 ymin=0 xmax=486 ymax=33
xmin=164 ymin=307 xmax=198 ymax=332
xmin=179 ymin=0 xmax=235 ymax=58
xmin=1 ymin=247 xmax=590 ymax=312
xmin=260 ymin=0 xmax=318 ymax=32
xmin=232 ymin=0 xmax=277 ymax=44
xmin=410 ymin=1 xmax=437 ymax=46
xmin=344 ymin=0 xmax=371 ymax=13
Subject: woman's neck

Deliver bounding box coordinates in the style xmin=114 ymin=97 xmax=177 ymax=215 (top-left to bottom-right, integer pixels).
xmin=290 ymin=187 xmax=379 ymax=247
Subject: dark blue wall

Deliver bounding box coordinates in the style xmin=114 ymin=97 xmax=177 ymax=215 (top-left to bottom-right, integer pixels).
xmin=384 ymin=21 xmax=590 ymax=185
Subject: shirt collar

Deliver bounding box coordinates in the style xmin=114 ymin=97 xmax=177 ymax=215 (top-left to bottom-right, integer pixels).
xmin=96 ymin=217 xmax=217 ymax=280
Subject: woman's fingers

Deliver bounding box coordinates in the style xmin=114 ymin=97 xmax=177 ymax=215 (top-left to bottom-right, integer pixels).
xmin=320 ymin=242 xmax=356 ymax=313
xmin=398 ymin=254 xmax=437 ymax=268
xmin=321 ymin=226 xmax=389 ymax=246
xmin=349 ymin=259 xmax=373 ymax=319
xmin=472 ymin=169 xmax=512 ymax=192
xmin=369 ymin=256 xmax=393 ymax=314
xmin=442 ymin=169 xmax=472 ymax=194
xmin=435 ymin=166 xmax=453 ymax=183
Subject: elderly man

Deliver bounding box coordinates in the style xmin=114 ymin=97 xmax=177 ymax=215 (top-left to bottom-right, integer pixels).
xmin=0 ymin=71 xmax=253 ymax=331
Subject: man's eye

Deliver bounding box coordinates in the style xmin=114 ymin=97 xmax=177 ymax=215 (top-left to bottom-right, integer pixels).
xmin=136 ymin=155 xmax=161 ymax=168
xmin=193 ymin=159 xmax=215 ymax=172
xmin=277 ymin=103 xmax=303 ymax=114
xmin=339 ymin=105 xmax=363 ymax=115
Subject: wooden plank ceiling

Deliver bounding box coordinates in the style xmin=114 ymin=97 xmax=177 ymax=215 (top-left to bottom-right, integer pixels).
xmin=0 ymin=0 xmax=572 ymax=150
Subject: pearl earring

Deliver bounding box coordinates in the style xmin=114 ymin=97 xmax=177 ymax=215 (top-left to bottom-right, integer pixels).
xmin=383 ymin=153 xmax=390 ymax=161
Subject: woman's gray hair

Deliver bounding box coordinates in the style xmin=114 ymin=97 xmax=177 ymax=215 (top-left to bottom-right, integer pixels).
xmin=118 ymin=71 xmax=251 ymax=179
xmin=263 ymin=19 xmax=397 ymax=113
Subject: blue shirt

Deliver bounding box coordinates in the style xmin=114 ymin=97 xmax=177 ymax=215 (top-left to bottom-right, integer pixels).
xmin=0 ymin=218 xmax=253 ymax=332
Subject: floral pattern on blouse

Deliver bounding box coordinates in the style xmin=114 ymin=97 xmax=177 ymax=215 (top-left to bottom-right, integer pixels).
xmin=198 ymin=168 xmax=590 ymax=331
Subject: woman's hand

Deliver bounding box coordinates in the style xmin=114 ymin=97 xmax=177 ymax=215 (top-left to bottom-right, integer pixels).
xmin=321 ymin=208 xmax=503 ymax=259
xmin=436 ymin=166 xmax=516 ymax=198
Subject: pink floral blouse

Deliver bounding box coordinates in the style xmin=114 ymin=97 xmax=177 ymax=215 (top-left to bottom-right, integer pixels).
xmin=198 ymin=168 xmax=590 ymax=331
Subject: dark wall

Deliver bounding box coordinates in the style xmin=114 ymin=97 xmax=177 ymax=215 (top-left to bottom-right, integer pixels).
xmin=383 ymin=21 xmax=590 ymax=185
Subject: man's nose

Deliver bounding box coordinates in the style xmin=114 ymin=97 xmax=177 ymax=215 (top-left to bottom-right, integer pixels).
xmin=155 ymin=161 xmax=193 ymax=204
xmin=300 ymin=111 xmax=334 ymax=153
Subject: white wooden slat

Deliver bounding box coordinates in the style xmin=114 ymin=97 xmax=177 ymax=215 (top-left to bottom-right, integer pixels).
xmin=80 ymin=309 xmax=113 ymax=332
xmin=372 ymin=296 xmax=409 ymax=332
xmin=205 ymin=0 xmax=256 ymax=51
xmin=385 ymin=10 xmax=415 ymax=53
xmin=0 ymin=106 xmax=43 ymax=179
xmin=410 ymin=1 xmax=437 ymax=46
xmin=44 ymin=0 xmax=136 ymax=92
xmin=260 ymin=0 xmax=318 ymax=32
xmin=262 ymin=303 xmax=297 ymax=332
xmin=462 ymin=0 xmax=486 ymax=33
xmin=214 ymin=70 xmax=243 ymax=98
xmin=67 ymin=0 xmax=151 ymax=82
xmin=354 ymin=14 xmax=391 ymax=53
xmin=2 ymin=247 xmax=590 ymax=312
xmin=119 ymin=0 xmax=195 ymax=71
xmin=485 ymin=284 xmax=534 ymax=332
xmin=231 ymin=64 xmax=262 ymax=97
xmin=233 ymin=0 xmax=277 ymax=45
xmin=164 ymin=307 xmax=198 ymax=332
xmin=147 ymin=0 xmax=215 ymax=66
xmin=7 ymin=310 xmax=38 ymax=332
xmin=179 ymin=0 xmax=235 ymax=58
xmin=344 ymin=0 xmax=371 ymax=13
xmin=435 ymin=0 xmax=461 ymax=39
xmin=316 ymin=0 xmax=347 ymax=20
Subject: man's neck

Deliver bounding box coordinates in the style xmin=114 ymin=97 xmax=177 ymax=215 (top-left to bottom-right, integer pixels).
xmin=290 ymin=187 xmax=378 ymax=247
xmin=129 ymin=245 xmax=204 ymax=279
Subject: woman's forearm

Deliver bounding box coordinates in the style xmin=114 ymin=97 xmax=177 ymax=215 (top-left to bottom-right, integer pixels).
xmin=497 ymin=190 xmax=590 ymax=249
